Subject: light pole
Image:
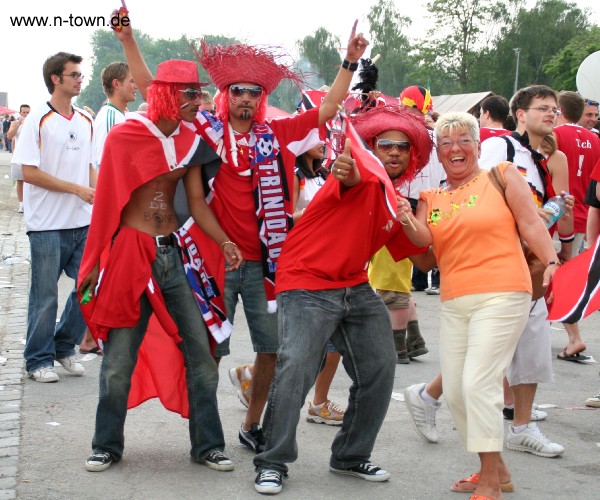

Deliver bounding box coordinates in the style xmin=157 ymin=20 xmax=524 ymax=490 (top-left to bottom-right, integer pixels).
xmin=513 ymin=48 xmax=521 ymax=94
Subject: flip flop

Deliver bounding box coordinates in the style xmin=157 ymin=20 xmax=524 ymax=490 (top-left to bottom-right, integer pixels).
xmin=451 ymin=473 xmax=515 ymax=493
xmin=469 ymin=495 xmax=495 ymax=500
xmin=80 ymin=346 xmax=103 ymax=355
xmin=557 ymin=349 xmax=590 ymax=362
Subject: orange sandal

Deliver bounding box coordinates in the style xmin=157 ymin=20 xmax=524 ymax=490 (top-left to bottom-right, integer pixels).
xmin=469 ymin=495 xmax=495 ymax=500
xmin=451 ymin=472 xmax=515 ymax=493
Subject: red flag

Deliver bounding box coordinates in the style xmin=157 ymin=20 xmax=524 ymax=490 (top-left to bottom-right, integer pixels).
xmin=547 ymin=237 xmax=600 ymax=322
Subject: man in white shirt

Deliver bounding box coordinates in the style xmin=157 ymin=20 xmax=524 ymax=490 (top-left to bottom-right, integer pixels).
xmin=11 ymin=52 xmax=97 ymax=383
xmin=7 ymin=104 xmax=31 ymax=213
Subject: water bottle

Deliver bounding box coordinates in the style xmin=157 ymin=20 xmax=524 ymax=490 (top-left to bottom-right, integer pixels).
xmin=542 ymin=194 xmax=567 ymax=229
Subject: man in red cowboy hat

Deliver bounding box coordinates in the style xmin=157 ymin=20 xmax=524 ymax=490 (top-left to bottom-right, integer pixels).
xmin=112 ymin=8 xmax=369 ymax=455
xmin=78 ymin=59 xmax=242 ymax=473
xmin=252 ymin=107 xmax=432 ymax=493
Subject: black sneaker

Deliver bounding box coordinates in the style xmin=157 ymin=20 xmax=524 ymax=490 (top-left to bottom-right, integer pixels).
xmin=239 ymin=423 xmax=266 ymax=453
xmin=503 ymin=407 xmax=514 ymax=420
xmin=329 ymin=462 xmax=390 ymax=482
xmin=85 ymin=451 xmax=113 ymax=472
xmin=202 ymin=450 xmax=234 ymax=471
xmin=255 ymin=468 xmax=286 ymax=494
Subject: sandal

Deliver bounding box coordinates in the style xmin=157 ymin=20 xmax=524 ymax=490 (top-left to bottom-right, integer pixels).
xmin=557 ymin=349 xmax=590 ymax=362
xmin=469 ymin=495 xmax=495 ymax=500
xmin=451 ymin=472 xmax=515 ymax=493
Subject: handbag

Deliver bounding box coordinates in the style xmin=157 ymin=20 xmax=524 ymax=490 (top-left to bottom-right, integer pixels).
xmin=487 ymin=163 xmax=547 ymax=300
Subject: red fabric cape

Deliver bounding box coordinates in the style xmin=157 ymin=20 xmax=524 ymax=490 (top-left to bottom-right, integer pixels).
xmin=78 ymin=114 xmax=201 ymax=417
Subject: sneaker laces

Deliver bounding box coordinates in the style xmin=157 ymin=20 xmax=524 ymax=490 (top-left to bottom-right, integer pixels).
xmin=325 ymin=400 xmax=344 ymax=414
xmin=528 ymin=425 xmax=552 ymax=445
xmin=249 ymin=425 xmax=266 ymax=445
xmin=356 ymin=462 xmax=379 ymax=473
xmin=206 ymin=450 xmax=228 ymax=462
xmin=258 ymin=469 xmax=282 ymax=482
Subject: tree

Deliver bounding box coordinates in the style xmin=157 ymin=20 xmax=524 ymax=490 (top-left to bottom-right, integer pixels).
xmin=489 ymin=0 xmax=589 ymax=98
xmin=298 ymin=28 xmax=341 ymax=87
xmin=417 ymin=0 xmax=513 ymax=92
xmin=544 ymin=26 xmax=600 ymax=91
xmin=366 ymin=0 xmax=415 ymax=95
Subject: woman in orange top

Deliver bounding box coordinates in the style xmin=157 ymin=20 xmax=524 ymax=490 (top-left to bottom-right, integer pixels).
xmin=398 ymin=112 xmax=560 ymax=500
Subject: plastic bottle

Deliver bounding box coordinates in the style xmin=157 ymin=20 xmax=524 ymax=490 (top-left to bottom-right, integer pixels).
xmin=542 ymin=193 xmax=568 ymax=229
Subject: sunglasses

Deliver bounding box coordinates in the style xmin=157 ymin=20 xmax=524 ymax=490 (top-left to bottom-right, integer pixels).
xmin=230 ymin=84 xmax=263 ymax=98
xmin=586 ymin=100 xmax=599 ymax=107
xmin=179 ymin=88 xmax=202 ymax=100
xmin=376 ymin=138 xmax=411 ymax=153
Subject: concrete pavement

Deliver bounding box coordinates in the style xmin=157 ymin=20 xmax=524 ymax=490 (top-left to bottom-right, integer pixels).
xmin=1 ymin=149 xmax=599 ymax=499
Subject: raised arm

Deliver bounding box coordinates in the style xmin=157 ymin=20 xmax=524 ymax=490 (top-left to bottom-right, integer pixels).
xmin=318 ymin=21 xmax=368 ymax=126
xmin=111 ymin=6 xmax=153 ymax=100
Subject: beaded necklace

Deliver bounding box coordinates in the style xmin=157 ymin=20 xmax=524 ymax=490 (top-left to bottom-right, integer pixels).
xmin=428 ymin=169 xmax=482 ymax=226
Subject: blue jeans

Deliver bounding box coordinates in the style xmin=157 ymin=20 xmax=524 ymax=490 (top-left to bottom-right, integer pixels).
xmin=254 ymin=283 xmax=396 ymax=474
xmin=92 ymin=246 xmax=224 ymax=462
xmin=25 ymin=227 xmax=88 ymax=372
xmin=216 ymin=260 xmax=278 ymax=356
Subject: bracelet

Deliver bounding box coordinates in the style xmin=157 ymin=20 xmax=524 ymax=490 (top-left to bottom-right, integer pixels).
xmin=341 ymin=59 xmax=359 ymax=72
xmin=547 ymin=260 xmax=560 ymax=267
xmin=220 ymin=240 xmax=236 ymax=249
xmin=558 ymin=232 xmax=575 ymax=243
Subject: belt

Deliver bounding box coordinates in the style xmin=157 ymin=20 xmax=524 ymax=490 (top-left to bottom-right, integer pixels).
xmin=154 ymin=234 xmax=177 ymax=247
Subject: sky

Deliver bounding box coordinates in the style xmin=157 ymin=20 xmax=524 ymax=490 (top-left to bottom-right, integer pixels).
xmin=2 ymin=0 xmax=600 ymax=111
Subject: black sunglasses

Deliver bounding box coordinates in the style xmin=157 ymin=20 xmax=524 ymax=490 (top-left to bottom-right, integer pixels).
xmin=376 ymin=138 xmax=411 ymax=153
xmin=179 ymin=88 xmax=202 ymax=100
xmin=230 ymin=85 xmax=263 ymax=99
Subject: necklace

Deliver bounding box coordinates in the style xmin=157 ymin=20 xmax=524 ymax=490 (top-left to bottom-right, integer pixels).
xmin=443 ymin=169 xmax=482 ymax=192
xmin=428 ymin=169 xmax=482 ymax=226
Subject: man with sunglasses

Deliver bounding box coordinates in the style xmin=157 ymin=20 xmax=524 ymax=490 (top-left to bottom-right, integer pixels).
xmin=252 ymin=106 xmax=432 ymax=493
xmin=78 ymin=60 xmax=241 ymax=473
xmin=578 ymin=99 xmax=599 ymax=137
xmin=112 ymin=10 xmax=368 ymax=458
xmin=11 ymin=52 xmax=95 ymax=383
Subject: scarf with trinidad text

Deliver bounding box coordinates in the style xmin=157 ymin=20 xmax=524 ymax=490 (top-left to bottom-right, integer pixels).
xmin=192 ymin=111 xmax=292 ymax=312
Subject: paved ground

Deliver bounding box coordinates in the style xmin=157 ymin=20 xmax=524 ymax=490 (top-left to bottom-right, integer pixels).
xmin=0 ymin=149 xmax=599 ymax=499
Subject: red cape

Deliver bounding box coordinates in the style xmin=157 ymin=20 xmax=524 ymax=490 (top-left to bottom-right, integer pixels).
xmin=78 ymin=114 xmax=201 ymax=417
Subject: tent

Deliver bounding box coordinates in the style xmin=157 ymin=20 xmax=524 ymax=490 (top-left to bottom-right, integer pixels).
xmin=0 ymin=106 xmax=16 ymax=115
xmin=432 ymin=91 xmax=494 ymax=115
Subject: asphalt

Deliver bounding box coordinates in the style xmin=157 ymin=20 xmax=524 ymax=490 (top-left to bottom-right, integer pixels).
xmin=0 ymin=149 xmax=599 ymax=499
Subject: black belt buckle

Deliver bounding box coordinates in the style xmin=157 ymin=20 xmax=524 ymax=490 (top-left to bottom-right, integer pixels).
xmin=155 ymin=234 xmax=174 ymax=247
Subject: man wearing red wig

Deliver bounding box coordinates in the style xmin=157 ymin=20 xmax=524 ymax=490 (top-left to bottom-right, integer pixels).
xmin=112 ymin=9 xmax=369 ymax=456
xmin=78 ymin=59 xmax=242 ymax=473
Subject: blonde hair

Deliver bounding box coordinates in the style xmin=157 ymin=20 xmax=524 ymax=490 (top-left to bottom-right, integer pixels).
xmin=435 ymin=112 xmax=480 ymax=142
xmin=540 ymin=133 xmax=557 ymax=156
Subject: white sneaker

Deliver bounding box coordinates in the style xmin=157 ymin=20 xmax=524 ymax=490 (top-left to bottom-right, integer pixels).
xmin=29 ymin=366 xmax=59 ymax=383
xmin=506 ymin=423 xmax=564 ymax=457
xmin=228 ymin=365 xmax=252 ymax=408
xmin=403 ymin=383 xmax=440 ymax=443
xmin=56 ymin=356 xmax=85 ymax=376
xmin=17 ymin=203 xmax=24 ymax=213
xmin=530 ymin=408 xmax=548 ymax=421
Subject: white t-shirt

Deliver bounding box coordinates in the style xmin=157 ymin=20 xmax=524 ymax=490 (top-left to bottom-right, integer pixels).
xmin=480 ymin=135 xmax=545 ymax=205
xmin=399 ymin=131 xmax=446 ymax=199
xmin=92 ymin=103 xmax=125 ymax=169
xmin=11 ymin=102 xmax=93 ymax=232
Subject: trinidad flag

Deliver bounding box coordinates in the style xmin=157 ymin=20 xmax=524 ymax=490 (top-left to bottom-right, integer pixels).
xmin=547 ymin=237 xmax=600 ymax=322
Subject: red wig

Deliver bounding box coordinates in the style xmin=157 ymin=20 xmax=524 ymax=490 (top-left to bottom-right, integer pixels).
xmin=146 ymin=82 xmax=181 ymax=123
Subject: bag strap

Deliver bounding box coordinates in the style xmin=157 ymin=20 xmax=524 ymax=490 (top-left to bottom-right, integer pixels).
xmin=487 ymin=162 xmax=513 ymax=201
xmin=500 ymin=135 xmax=516 ymax=163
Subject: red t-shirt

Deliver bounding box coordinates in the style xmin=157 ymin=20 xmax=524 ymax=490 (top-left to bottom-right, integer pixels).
xmin=554 ymin=123 xmax=600 ymax=232
xmin=213 ymin=108 xmax=320 ymax=260
xmin=479 ymin=127 xmax=511 ymax=142
xmin=275 ymin=170 xmax=427 ymax=293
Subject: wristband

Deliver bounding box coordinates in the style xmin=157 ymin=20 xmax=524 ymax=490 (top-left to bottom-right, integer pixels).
xmin=341 ymin=59 xmax=359 ymax=72
xmin=220 ymin=240 xmax=236 ymax=249
xmin=547 ymin=261 xmax=560 ymax=267
xmin=558 ymin=232 xmax=575 ymax=243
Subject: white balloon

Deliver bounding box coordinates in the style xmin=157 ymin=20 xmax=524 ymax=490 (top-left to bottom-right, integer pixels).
xmin=576 ymin=51 xmax=600 ymax=102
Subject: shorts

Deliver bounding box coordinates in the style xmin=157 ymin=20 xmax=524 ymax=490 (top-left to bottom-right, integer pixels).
xmin=506 ymin=299 xmax=553 ymax=386
xmin=10 ymin=164 xmax=23 ymax=181
xmin=216 ymin=260 xmax=279 ymax=357
xmin=376 ymin=289 xmax=410 ymax=310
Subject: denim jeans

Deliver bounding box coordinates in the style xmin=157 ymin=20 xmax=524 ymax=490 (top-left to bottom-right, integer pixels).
xmin=254 ymin=283 xmax=396 ymax=474
xmin=216 ymin=260 xmax=278 ymax=356
xmin=25 ymin=227 xmax=88 ymax=373
xmin=91 ymin=245 xmax=224 ymax=462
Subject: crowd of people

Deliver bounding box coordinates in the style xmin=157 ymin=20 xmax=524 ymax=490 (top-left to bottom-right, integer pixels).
xmin=7 ymin=6 xmax=600 ymax=499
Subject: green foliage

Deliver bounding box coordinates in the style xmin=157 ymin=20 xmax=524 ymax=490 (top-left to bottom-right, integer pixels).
xmin=489 ymin=0 xmax=589 ymax=98
xmin=366 ymin=0 xmax=415 ymax=95
xmin=544 ymin=26 xmax=600 ymax=91
xmin=298 ymin=28 xmax=341 ymax=87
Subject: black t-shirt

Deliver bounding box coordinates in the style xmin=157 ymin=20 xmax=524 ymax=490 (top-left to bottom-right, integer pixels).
xmin=585 ymin=179 xmax=600 ymax=208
